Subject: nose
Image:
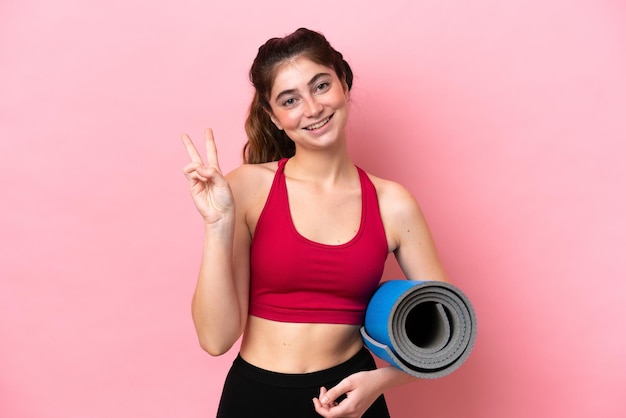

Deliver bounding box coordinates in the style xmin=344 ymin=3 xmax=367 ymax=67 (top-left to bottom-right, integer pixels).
xmin=303 ymin=96 xmax=323 ymax=118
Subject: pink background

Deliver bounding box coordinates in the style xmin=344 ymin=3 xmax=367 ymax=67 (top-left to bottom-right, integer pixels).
xmin=2 ymin=0 xmax=625 ymax=417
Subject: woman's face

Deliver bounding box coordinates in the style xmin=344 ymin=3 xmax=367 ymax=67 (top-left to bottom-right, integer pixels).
xmin=266 ymin=57 xmax=350 ymax=151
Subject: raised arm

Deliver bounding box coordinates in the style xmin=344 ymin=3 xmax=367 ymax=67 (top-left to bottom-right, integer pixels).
xmin=181 ymin=129 xmax=250 ymax=355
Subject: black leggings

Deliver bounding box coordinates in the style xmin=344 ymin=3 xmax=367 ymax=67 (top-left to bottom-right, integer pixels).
xmin=216 ymin=347 xmax=391 ymax=417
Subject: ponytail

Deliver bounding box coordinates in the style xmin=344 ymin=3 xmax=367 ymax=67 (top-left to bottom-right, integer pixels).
xmin=243 ymin=92 xmax=295 ymax=164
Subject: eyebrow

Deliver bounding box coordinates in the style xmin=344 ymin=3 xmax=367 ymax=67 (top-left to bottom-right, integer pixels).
xmin=274 ymin=72 xmax=332 ymax=103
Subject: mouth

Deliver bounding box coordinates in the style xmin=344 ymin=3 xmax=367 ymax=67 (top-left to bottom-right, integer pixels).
xmin=303 ymin=114 xmax=333 ymax=131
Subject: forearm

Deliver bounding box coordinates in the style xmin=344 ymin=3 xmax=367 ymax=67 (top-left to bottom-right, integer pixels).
xmin=191 ymin=221 xmax=244 ymax=355
xmin=314 ymin=364 xmax=419 ymax=417
xmin=371 ymin=365 xmax=417 ymax=393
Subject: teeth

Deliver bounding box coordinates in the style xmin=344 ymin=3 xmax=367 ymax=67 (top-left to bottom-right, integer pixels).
xmin=306 ymin=117 xmax=330 ymax=130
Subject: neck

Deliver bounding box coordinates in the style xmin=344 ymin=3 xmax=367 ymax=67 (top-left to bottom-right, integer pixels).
xmin=287 ymin=145 xmax=355 ymax=185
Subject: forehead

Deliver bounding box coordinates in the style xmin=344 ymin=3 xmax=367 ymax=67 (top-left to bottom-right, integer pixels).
xmin=270 ymin=57 xmax=336 ymax=97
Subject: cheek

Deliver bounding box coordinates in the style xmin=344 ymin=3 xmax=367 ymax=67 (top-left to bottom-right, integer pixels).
xmin=332 ymin=89 xmax=350 ymax=107
xmin=276 ymin=111 xmax=300 ymax=129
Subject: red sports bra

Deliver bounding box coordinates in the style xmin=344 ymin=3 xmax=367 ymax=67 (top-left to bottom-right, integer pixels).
xmin=248 ymin=158 xmax=388 ymax=325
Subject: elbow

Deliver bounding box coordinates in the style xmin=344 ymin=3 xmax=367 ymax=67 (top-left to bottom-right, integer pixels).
xmin=197 ymin=337 xmax=232 ymax=357
xmin=191 ymin=306 xmax=244 ymax=356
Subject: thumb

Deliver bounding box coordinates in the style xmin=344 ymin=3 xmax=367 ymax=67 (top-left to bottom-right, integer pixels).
xmin=318 ymin=387 xmax=329 ymax=404
xmin=320 ymin=381 xmax=349 ymax=405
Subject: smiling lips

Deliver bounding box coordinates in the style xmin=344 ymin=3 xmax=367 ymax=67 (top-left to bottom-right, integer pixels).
xmin=303 ymin=115 xmax=332 ymax=131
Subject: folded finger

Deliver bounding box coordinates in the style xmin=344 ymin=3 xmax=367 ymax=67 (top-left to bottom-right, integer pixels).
xmin=183 ymin=161 xmax=201 ymax=175
xmin=312 ymin=398 xmax=331 ymax=417
xmin=188 ymin=172 xmax=208 ymax=183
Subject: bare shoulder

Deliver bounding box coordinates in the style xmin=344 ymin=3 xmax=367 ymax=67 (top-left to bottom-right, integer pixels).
xmin=226 ymin=161 xmax=278 ymax=185
xmin=365 ymin=171 xmax=430 ymax=253
xmin=226 ymin=161 xmax=279 ymax=209
xmin=366 ymin=172 xmax=421 ymax=216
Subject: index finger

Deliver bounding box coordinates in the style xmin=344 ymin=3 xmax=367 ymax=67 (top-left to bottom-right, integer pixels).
xmin=181 ymin=133 xmax=204 ymax=164
xmin=204 ymin=128 xmax=222 ymax=172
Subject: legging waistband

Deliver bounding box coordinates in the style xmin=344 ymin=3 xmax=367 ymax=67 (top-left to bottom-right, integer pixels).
xmin=231 ymin=346 xmax=374 ymax=388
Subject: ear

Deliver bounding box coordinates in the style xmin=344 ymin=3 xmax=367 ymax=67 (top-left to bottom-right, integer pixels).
xmin=342 ymin=80 xmax=351 ymax=101
xmin=264 ymin=108 xmax=284 ymax=130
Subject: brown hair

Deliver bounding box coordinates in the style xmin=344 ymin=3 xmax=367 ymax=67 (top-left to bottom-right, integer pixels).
xmin=243 ymin=28 xmax=354 ymax=164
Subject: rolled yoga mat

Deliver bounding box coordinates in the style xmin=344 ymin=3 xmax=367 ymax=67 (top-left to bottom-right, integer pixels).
xmin=360 ymin=280 xmax=477 ymax=379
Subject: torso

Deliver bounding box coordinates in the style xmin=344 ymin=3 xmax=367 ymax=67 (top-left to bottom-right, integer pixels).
xmin=230 ymin=159 xmax=396 ymax=373
xmin=241 ymin=317 xmax=364 ymax=373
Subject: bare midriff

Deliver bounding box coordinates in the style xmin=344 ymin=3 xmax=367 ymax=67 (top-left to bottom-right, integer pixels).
xmin=239 ymin=315 xmax=364 ymax=373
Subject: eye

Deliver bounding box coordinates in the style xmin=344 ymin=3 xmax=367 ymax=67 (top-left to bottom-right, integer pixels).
xmin=315 ymin=82 xmax=330 ymax=93
xmin=282 ymin=97 xmax=298 ymax=107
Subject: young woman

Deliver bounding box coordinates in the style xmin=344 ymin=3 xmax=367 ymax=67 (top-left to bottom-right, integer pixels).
xmin=182 ymin=28 xmax=448 ymax=418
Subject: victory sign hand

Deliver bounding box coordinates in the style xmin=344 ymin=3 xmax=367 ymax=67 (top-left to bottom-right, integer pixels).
xmin=181 ymin=128 xmax=234 ymax=225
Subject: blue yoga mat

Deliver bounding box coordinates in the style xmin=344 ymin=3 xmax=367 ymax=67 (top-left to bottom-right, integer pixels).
xmin=360 ymin=280 xmax=477 ymax=379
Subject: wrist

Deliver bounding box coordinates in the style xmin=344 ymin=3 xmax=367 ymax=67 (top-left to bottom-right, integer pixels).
xmin=203 ymin=215 xmax=235 ymax=234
